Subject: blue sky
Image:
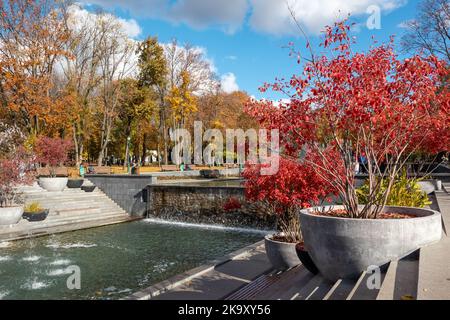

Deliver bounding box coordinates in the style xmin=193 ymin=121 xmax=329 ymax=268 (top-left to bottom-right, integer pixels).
xmin=80 ymin=0 xmax=419 ymax=100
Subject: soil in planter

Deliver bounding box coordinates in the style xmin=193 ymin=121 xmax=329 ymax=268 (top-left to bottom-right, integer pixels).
xmin=313 ymin=209 xmax=415 ymax=219
xmin=270 ymin=234 xmax=301 ymax=243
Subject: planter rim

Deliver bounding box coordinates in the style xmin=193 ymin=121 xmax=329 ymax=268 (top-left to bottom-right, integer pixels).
xmin=264 ymin=234 xmax=298 ymax=245
xmin=300 ymin=205 xmax=440 ymax=222
xmin=23 ymin=209 xmax=49 ymax=214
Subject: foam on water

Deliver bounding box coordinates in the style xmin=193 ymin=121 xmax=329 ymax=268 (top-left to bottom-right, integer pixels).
xmin=0 ymin=291 xmax=9 ymax=299
xmin=22 ymin=255 xmax=41 ymax=262
xmin=46 ymin=242 xmax=97 ymax=249
xmin=49 ymin=259 xmax=72 ymax=266
xmin=0 ymin=256 xmax=11 ymax=262
xmin=0 ymin=242 xmax=11 ymax=248
xmin=21 ymin=279 xmax=51 ymax=290
xmin=143 ymin=218 xmax=271 ymax=235
xmin=47 ymin=268 xmax=72 ymax=276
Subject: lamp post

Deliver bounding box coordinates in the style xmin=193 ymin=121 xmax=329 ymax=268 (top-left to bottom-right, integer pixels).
xmin=126 ymin=136 xmax=131 ymax=174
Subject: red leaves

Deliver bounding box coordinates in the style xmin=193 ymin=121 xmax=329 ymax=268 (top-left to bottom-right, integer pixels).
xmin=245 ymin=19 xmax=449 ymax=214
xmin=34 ymin=136 xmax=73 ymax=168
xmin=223 ymin=197 xmax=242 ymax=211
xmin=242 ymin=157 xmax=336 ymax=214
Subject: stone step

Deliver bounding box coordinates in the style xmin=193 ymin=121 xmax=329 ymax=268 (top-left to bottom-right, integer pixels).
xmin=29 ymin=199 xmax=120 ymax=208
xmin=0 ymin=211 xmax=129 ymax=235
xmin=323 ymin=277 xmax=360 ymax=300
xmin=0 ymin=215 xmax=137 ymax=242
xmin=417 ymin=191 xmax=450 ymax=299
xmin=376 ymin=261 xmax=398 ymax=300
xmin=292 ymin=273 xmax=332 ymax=300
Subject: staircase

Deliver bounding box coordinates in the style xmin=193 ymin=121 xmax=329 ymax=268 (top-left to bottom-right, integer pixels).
xmin=0 ymin=179 xmax=139 ymax=242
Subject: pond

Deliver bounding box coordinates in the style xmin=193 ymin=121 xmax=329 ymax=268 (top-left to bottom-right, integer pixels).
xmin=0 ymin=220 xmax=264 ymax=300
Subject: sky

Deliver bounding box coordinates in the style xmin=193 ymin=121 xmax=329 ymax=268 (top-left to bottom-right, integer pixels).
xmin=79 ymin=0 xmax=420 ymax=100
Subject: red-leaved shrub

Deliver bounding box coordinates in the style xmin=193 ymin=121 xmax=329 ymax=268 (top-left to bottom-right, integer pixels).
xmin=34 ymin=136 xmax=73 ymax=177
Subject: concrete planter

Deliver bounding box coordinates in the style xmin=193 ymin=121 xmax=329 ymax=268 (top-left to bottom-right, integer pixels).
xmin=38 ymin=177 xmax=68 ymax=192
xmin=0 ymin=206 xmax=24 ymax=226
xmin=22 ymin=209 xmax=49 ymax=222
xmin=300 ymin=205 xmax=442 ymax=282
xmin=264 ymin=235 xmax=300 ymax=271
xmin=67 ymin=178 xmax=84 ymax=188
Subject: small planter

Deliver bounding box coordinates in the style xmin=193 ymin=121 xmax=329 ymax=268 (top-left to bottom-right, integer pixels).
xmin=38 ymin=177 xmax=68 ymax=192
xmin=200 ymin=169 xmax=220 ymax=179
xmin=67 ymin=178 xmax=84 ymax=189
xmin=81 ymin=185 xmax=96 ymax=192
xmin=23 ymin=209 xmax=49 ymax=222
xmin=300 ymin=205 xmax=442 ymax=282
xmin=264 ymin=234 xmax=300 ymax=271
xmin=0 ymin=206 xmax=24 ymax=226
xmin=295 ymin=242 xmax=319 ymax=275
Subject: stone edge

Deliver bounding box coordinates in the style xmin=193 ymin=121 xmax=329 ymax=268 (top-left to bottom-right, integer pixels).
xmin=123 ymin=240 xmax=265 ymax=300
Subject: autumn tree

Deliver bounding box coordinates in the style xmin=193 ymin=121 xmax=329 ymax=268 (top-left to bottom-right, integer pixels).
xmin=246 ymin=20 xmax=449 ymax=218
xmin=0 ymin=0 xmax=71 ymax=135
xmin=137 ymin=37 xmax=168 ymax=165
xmin=166 ymin=71 xmax=197 ymax=130
xmin=115 ymin=79 xmax=157 ymax=167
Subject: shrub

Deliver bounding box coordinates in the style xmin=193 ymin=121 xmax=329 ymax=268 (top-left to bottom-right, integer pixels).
xmin=243 ymin=157 xmax=338 ymax=243
xmin=356 ymin=171 xmax=431 ymax=208
xmin=0 ymin=148 xmax=34 ymax=207
xmin=34 ymin=136 xmax=73 ymax=177
xmin=24 ymin=202 xmax=44 ymax=213
xmin=223 ymin=197 xmax=242 ymax=211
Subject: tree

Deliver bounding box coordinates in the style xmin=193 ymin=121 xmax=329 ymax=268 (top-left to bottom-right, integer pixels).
xmin=137 ymin=37 xmax=168 ymax=165
xmin=401 ymin=0 xmax=450 ymax=62
xmin=246 ymin=19 xmax=449 ymax=219
xmin=0 ymin=0 xmax=71 ymax=135
xmin=166 ymin=71 xmax=197 ymax=130
xmin=96 ymin=16 xmax=137 ymax=166
xmin=115 ymin=78 xmax=157 ymax=167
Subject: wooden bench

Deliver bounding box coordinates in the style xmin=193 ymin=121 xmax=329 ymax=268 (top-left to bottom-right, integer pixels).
xmin=36 ymin=167 xmax=69 ymax=177
xmin=161 ymin=165 xmax=179 ymax=172
xmin=90 ymin=166 xmax=111 ymax=174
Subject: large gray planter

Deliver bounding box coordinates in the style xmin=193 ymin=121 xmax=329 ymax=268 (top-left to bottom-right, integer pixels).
xmin=300 ymin=206 xmax=442 ymax=282
xmin=38 ymin=177 xmax=68 ymax=192
xmin=0 ymin=206 xmax=24 ymax=226
xmin=264 ymin=235 xmax=301 ymax=271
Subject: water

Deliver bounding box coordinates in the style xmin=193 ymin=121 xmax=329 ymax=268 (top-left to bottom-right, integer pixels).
xmin=0 ymin=220 xmax=263 ymax=300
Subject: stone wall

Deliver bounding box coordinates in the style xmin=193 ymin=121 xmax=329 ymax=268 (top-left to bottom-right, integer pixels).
xmin=86 ymin=175 xmax=157 ymax=216
xmin=146 ymin=185 xmax=275 ymax=230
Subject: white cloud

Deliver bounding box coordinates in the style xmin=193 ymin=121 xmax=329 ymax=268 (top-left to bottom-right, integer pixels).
xmin=249 ymin=0 xmax=407 ymax=35
xmin=221 ymin=73 xmax=239 ymax=93
xmin=116 ymin=17 xmax=142 ymax=38
xmin=83 ymin=0 xmax=247 ymax=34
xmin=67 ymin=4 xmax=142 ymax=38
xmin=80 ymin=0 xmax=406 ymax=36
xmin=397 ymin=19 xmax=415 ymax=29
xmin=225 ymin=55 xmax=238 ymax=60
